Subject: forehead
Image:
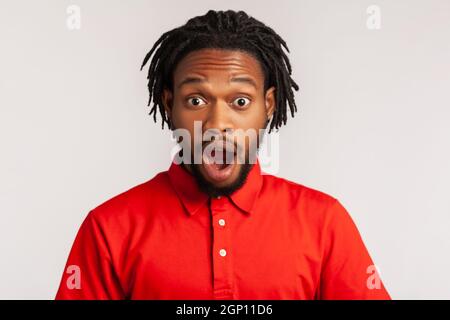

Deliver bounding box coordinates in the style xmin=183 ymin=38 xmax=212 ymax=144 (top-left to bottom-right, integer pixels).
xmin=173 ymin=48 xmax=265 ymax=88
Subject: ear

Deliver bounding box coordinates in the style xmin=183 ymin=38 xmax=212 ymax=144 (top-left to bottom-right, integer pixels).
xmin=161 ymin=88 xmax=173 ymax=119
xmin=265 ymin=86 xmax=276 ymax=120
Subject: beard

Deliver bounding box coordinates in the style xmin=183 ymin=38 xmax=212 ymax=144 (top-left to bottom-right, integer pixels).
xmin=189 ymin=161 xmax=253 ymax=198
xmin=171 ymin=120 xmax=268 ymax=199
xmin=179 ymin=147 xmax=255 ymax=198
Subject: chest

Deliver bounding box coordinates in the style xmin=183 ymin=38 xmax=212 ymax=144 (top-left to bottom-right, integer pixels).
xmin=124 ymin=208 xmax=321 ymax=299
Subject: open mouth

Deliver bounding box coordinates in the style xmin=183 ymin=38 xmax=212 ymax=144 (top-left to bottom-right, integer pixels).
xmin=201 ymin=141 xmax=237 ymax=182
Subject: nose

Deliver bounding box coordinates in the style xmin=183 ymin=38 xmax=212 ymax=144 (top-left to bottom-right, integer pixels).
xmin=203 ymin=100 xmax=234 ymax=134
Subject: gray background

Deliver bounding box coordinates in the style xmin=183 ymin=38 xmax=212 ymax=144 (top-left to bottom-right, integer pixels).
xmin=1 ymin=0 xmax=449 ymax=299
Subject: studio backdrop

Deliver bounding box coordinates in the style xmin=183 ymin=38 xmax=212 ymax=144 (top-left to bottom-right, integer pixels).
xmin=1 ymin=0 xmax=449 ymax=299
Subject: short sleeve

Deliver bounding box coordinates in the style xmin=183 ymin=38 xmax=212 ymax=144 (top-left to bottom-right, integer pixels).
xmin=55 ymin=211 xmax=125 ymax=299
xmin=317 ymin=199 xmax=391 ymax=300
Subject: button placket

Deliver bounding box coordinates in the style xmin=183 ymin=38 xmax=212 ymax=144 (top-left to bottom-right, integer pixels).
xmin=210 ymin=196 xmax=233 ymax=299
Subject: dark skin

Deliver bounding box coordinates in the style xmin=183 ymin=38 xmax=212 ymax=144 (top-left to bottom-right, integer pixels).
xmin=162 ymin=48 xmax=276 ymax=191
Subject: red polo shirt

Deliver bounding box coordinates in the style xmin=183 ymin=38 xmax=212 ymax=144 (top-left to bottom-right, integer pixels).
xmin=55 ymin=158 xmax=391 ymax=300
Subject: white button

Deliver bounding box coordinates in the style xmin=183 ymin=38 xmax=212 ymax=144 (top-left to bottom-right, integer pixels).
xmin=218 ymin=219 xmax=226 ymax=227
xmin=219 ymin=249 xmax=227 ymax=257
xmin=216 ymin=196 xmax=221 ymax=199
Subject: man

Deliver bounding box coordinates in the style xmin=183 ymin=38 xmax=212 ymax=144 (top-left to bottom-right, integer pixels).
xmin=55 ymin=9 xmax=391 ymax=300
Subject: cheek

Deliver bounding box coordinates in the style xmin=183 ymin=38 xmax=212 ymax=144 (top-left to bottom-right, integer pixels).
xmin=170 ymin=114 xmax=194 ymax=140
xmin=171 ymin=98 xmax=209 ymax=128
xmin=233 ymin=106 xmax=268 ymax=149
xmin=170 ymin=108 xmax=203 ymax=154
xmin=235 ymin=99 xmax=267 ymax=128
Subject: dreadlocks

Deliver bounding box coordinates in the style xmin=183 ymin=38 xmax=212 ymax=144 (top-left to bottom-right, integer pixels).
xmin=140 ymin=9 xmax=299 ymax=133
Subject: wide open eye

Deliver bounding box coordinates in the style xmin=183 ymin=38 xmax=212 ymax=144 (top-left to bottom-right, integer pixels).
xmin=187 ymin=96 xmax=207 ymax=107
xmin=232 ymin=97 xmax=251 ymax=108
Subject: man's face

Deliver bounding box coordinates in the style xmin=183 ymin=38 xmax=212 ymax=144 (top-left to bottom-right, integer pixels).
xmin=162 ymin=48 xmax=275 ymax=197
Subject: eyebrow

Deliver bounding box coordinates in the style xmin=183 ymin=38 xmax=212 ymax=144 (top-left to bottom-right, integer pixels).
xmin=177 ymin=76 xmax=258 ymax=89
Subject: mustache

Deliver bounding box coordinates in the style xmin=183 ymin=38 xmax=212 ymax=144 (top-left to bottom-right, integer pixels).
xmin=180 ymin=138 xmax=255 ymax=165
xmin=201 ymin=137 xmax=240 ymax=153
xmin=182 ymin=136 xmax=248 ymax=164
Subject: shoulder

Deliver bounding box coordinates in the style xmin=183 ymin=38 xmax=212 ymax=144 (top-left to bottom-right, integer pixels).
xmin=261 ymin=173 xmax=338 ymax=208
xmin=261 ymin=173 xmax=358 ymax=245
xmin=260 ymin=173 xmax=349 ymax=226
xmin=87 ymin=170 xmax=171 ymax=225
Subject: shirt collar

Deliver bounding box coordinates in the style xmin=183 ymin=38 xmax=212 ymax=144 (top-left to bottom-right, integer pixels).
xmin=167 ymin=157 xmax=264 ymax=216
